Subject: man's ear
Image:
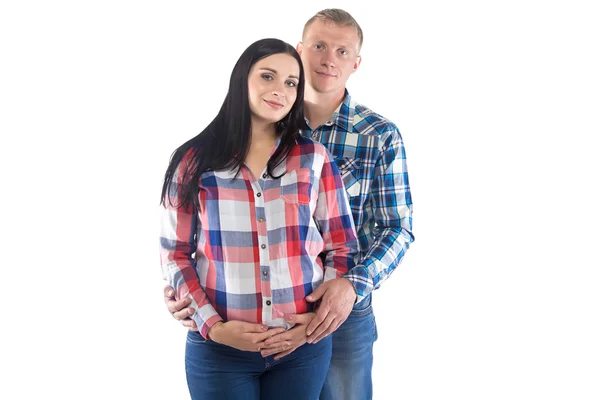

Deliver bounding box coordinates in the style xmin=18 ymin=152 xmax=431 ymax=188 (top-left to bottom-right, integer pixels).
xmin=296 ymin=42 xmax=304 ymax=55
xmin=353 ymin=55 xmax=362 ymax=73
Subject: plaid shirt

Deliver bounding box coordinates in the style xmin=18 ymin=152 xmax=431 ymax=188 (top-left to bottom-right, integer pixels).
xmin=160 ymin=136 xmax=358 ymax=339
xmin=303 ymin=90 xmax=414 ymax=302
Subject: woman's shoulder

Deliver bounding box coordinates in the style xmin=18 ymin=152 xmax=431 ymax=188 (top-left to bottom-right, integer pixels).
xmin=295 ymin=135 xmax=329 ymax=157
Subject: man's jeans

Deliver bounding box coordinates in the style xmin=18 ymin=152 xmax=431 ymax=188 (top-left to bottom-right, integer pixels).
xmin=320 ymin=295 xmax=378 ymax=400
xmin=185 ymin=330 xmax=332 ymax=400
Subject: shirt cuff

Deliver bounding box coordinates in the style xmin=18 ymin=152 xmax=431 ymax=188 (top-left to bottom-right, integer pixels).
xmin=343 ymin=266 xmax=373 ymax=304
xmin=192 ymin=305 xmax=224 ymax=340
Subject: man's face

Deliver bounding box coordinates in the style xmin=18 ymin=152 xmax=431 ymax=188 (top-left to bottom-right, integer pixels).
xmin=297 ymin=20 xmax=362 ymax=95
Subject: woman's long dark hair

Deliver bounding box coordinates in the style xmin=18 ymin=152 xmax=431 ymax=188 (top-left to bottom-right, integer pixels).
xmin=160 ymin=38 xmax=305 ymax=211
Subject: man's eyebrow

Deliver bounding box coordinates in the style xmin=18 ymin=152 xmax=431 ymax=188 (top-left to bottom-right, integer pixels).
xmin=308 ymin=38 xmax=355 ymax=51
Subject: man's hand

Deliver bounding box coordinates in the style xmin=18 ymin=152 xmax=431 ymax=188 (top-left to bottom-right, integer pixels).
xmin=164 ymin=285 xmax=198 ymax=331
xmin=305 ymin=278 xmax=357 ymax=343
xmin=208 ymin=321 xmax=286 ymax=352
xmin=259 ymin=313 xmax=316 ymax=360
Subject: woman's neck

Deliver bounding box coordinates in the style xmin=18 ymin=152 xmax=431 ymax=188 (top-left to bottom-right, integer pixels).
xmin=250 ymin=119 xmax=278 ymax=144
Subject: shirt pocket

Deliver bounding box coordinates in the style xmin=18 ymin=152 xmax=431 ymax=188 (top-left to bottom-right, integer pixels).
xmin=280 ymin=169 xmax=313 ymax=205
xmin=334 ymin=157 xmax=363 ymax=198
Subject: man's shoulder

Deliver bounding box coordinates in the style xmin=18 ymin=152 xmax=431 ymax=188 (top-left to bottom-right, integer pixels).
xmin=350 ymin=100 xmax=401 ymax=138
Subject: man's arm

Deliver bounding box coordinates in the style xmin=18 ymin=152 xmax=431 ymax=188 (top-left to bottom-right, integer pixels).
xmin=304 ymin=126 xmax=414 ymax=342
xmin=344 ymin=126 xmax=414 ymax=302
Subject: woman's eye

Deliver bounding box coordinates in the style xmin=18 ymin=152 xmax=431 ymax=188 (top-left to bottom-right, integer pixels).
xmin=262 ymin=74 xmax=274 ymax=80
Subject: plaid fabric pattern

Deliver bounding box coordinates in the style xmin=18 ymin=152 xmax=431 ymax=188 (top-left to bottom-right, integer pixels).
xmin=160 ymin=136 xmax=358 ymax=339
xmin=303 ymin=90 xmax=414 ymax=302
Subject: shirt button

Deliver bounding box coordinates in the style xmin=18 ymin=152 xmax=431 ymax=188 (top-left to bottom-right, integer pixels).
xmin=261 ymin=244 xmax=266 ymax=249
xmin=266 ymin=300 xmax=271 ymax=306
xmin=257 ymin=192 xmax=261 ymax=197
xmin=258 ymin=218 xmax=265 ymax=223
xmin=263 ymin=270 xmax=268 ymax=277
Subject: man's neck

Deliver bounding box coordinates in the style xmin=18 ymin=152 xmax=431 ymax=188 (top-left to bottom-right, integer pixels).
xmin=303 ymin=87 xmax=346 ymax=129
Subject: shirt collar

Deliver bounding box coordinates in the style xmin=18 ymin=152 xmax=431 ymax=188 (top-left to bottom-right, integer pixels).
xmin=304 ymin=89 xmax=355 ymax=131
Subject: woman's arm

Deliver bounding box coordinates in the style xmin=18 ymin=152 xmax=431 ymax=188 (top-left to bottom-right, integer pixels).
xmin=159 ymin=158 xmax=222 ymax=340
xmin=313 ymin=147 xmax=359 ymax=280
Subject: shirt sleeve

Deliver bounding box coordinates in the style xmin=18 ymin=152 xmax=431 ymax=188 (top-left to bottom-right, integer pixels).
xmin=159 ymin=155 xmax=223 ymax=339
xmin=313 ymin=147 xmax=359 ymax=283
xmin=344 ymin=127 xmax=415 ymax=302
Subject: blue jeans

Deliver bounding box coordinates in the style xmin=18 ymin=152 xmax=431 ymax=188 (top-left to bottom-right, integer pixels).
xmin=320 ymin=295 xmax=378 ymax=400
xmin=185 ymin=330 xmax=332 ymax=400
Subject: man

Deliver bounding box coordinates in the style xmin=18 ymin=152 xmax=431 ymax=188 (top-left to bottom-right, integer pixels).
xmin=164 ymin=9 xmax=414 ymax=399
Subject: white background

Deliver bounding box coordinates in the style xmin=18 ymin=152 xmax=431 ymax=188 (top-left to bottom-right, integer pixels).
xmin=1 ymin=1 xmax=599 ymax=399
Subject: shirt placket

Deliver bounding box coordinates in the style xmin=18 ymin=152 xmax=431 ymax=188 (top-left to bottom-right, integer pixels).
xmin=251 ymin=176 xmax=273 ymax=325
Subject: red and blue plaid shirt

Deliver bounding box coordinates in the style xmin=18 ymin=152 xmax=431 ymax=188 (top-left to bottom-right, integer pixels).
xmin=160 ymin=136 xmax=358 ymax=339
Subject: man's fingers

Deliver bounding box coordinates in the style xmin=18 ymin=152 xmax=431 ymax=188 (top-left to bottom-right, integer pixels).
xmin=306 ymin=307 xmax=329 ymax=336
xmin=172 ymin=306 xmax=194 ymax=321
xmin=163 ymin=285 xmax=176 ymax=299
xmin=306 ymin=282 xmax=328 ymax=303
xmin=310 ymin=318 xmax=340 ymax=343
xmin=307 ymin=316 xmax=334 ymax=343
xmin=167 ymin=297 xmax=192 ymax=314
xmin=180 ymin=318 xmax=198 ymax=331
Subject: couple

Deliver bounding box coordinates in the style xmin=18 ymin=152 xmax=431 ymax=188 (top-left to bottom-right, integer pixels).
xmin=160 ymin=8 xmax=414 ymax=400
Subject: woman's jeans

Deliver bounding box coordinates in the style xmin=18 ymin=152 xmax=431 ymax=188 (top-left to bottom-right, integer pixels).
xmin=185 ymin=330 xmax=332 ymax=400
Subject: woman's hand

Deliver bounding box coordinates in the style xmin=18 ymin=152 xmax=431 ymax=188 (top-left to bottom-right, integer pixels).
xmin=208 ymin=321 xmax=285 ymax=352
xmin=259 ymin=313 xmax=316 ymax=360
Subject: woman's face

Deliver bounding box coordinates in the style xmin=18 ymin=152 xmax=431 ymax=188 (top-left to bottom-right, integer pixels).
xmin=247 ymin=53 xmax=300 ymax=125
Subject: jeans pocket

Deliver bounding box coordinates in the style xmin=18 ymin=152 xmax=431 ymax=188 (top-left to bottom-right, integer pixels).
xmin=349 ymin=295 xmax=373 ymax=317
xmin=186 ymin=330 xmax=208 ymax=345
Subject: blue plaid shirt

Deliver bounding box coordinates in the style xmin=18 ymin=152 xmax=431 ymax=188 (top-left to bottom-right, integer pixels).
xmin=302 ymin=90 xmax=414 ymax=302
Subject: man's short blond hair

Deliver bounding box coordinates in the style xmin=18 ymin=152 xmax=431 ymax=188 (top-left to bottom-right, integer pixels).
xmin=302 ymin=8 xmax=364 ymax=50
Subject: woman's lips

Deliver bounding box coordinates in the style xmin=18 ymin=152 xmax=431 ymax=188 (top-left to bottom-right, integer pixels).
xmin=264 ymin=100 xmax=284 ymax=109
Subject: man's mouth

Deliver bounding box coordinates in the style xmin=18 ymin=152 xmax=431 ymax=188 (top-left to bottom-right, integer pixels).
xmin=316 ymin=71 xmax=336 ymax=78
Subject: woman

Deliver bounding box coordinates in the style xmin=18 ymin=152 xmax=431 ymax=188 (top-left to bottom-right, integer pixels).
xmin=159 ymin=38 xmax=358 ymax=399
